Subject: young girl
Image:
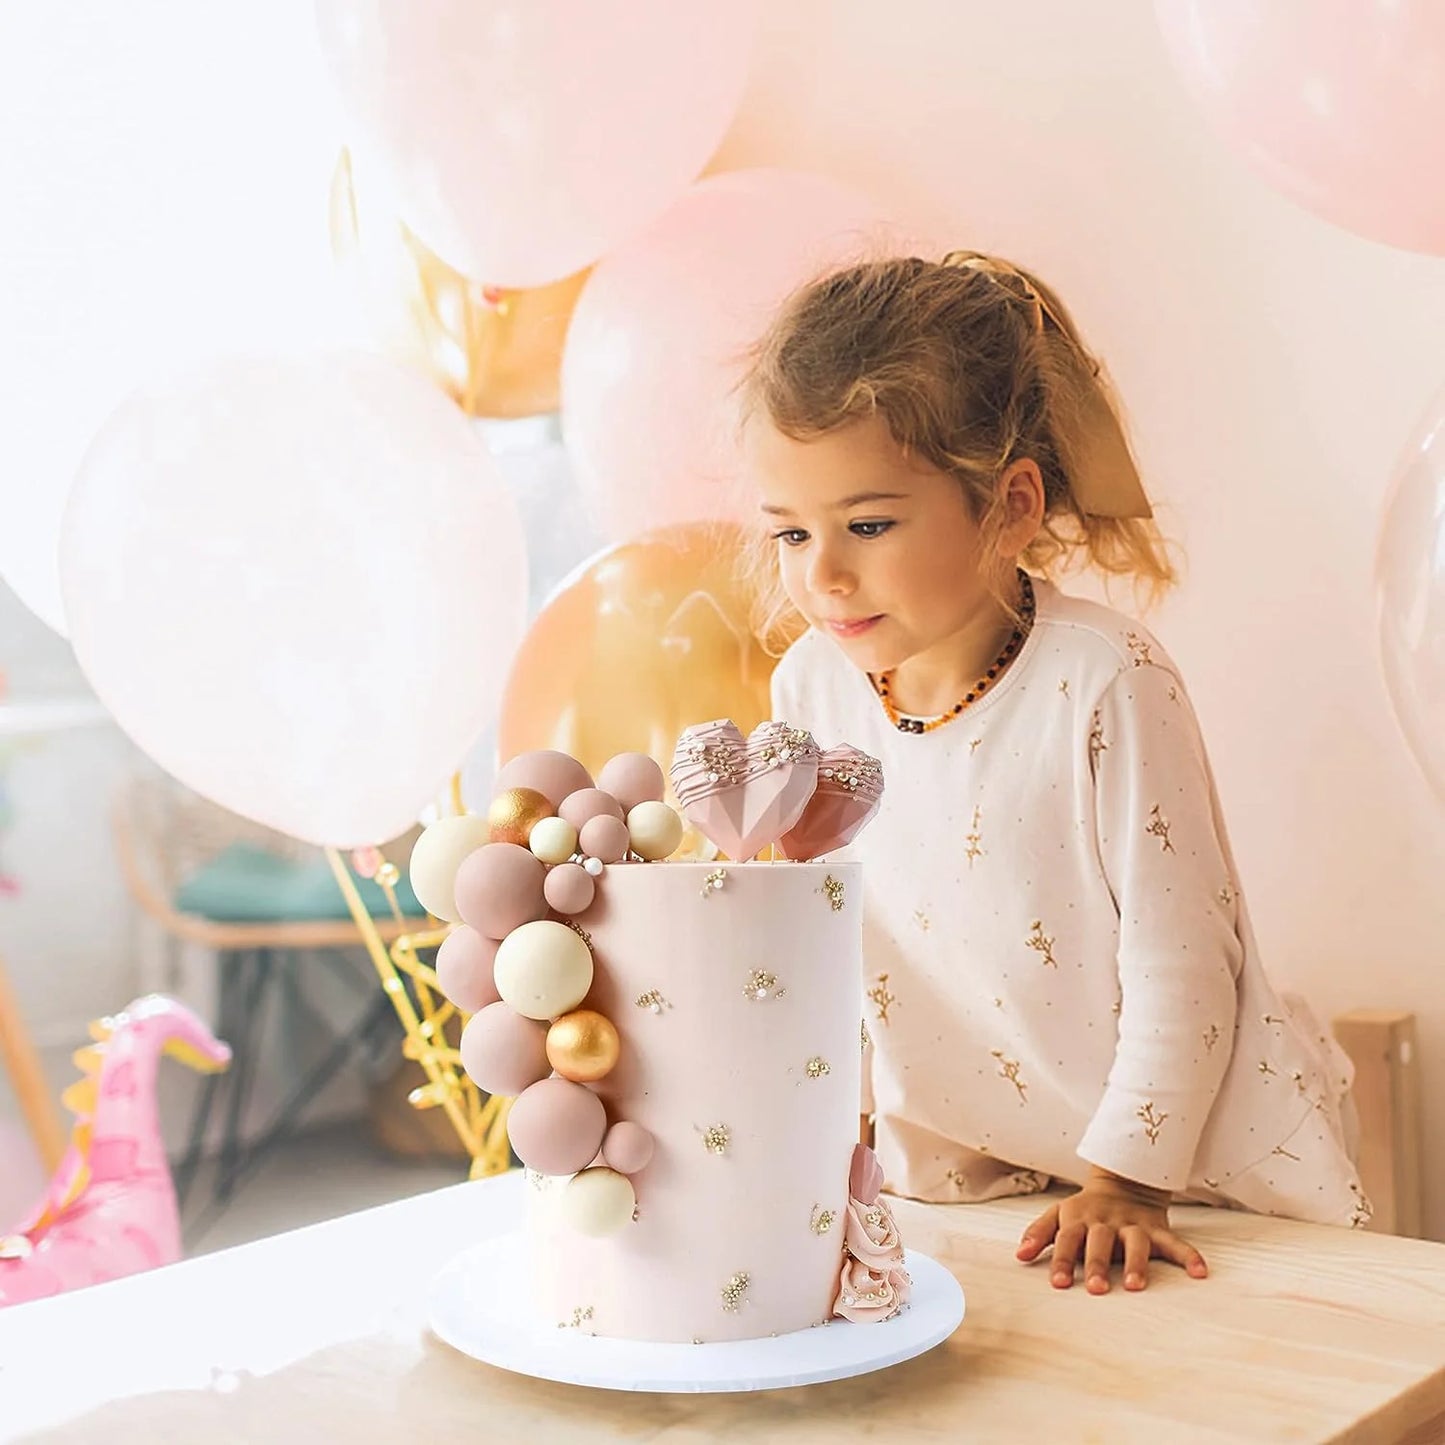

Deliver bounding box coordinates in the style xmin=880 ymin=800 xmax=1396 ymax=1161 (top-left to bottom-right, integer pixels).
xmin=744 ymin=251 xmax=1368 ymax=1297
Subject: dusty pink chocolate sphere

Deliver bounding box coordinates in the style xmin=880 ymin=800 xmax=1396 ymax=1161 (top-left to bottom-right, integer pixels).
xmin=597 ymin=752 xmax=665 ymax=813
xmin=459 ymin=1003 xmax=550 ymax=1097
xmin=506 ymin=1077 xmax=608 ymax=1175
xmin=492 ymin=750 xmax=594 ymax=810
xmin=453 ymin=842 xmax=548 ymax=941
xmin=435 ymin=926 xmax=501 ymax=1013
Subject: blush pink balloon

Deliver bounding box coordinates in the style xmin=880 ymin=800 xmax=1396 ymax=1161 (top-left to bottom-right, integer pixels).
xmin=578 ymin=814 xmax=631 ymax=864
xmin=597 ymin=753 xmax=666 ymax=812
xmin=561 ymin=169 xmax=910 ymax=543
xmin=1156 ymin=0 xmax=1445 ymax=256
xmin=542 ymin=862 xmax=596 ymax=917
xmin=601 ymin=1120 xmax=655 ymax=1175
xmin=315 ymin=1 xmax=762 ymax=287
xmin=558 ymin=788 xmax=625 ymax=831
xmin=453 ymin=843 xmax=548 ymax=941
xmin=506 ymin=1077 xmax=608 ymax=1176
xmin=460 ymin=1003 xmax=550 ymax=1097
xmin=493 ymin=751 xmax=594 ymax=811
xmin=435 ymin=927 xmax=501 ymax=1014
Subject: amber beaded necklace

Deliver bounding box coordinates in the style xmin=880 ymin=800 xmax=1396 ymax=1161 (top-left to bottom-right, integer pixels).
xmin=871 ymin=571 xmax=1036 ymax=735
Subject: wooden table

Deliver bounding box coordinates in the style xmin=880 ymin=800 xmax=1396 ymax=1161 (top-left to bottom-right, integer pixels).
xmin=1 ymin=1172 xmax=1442 ymax=1444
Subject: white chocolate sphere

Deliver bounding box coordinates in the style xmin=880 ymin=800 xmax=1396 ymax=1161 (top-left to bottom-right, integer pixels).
xmin=528 ymin=815 xmax=578 ymax=865
xmin=493 ymin=919 xmax=594 ymax=1021
xmin=559 ymin=1167 xmax=636 ymax=1237
xmin=626 ymin=800 xmax=683 ymax=861
xmin=408 ymin=815 xmax=491 ymax=923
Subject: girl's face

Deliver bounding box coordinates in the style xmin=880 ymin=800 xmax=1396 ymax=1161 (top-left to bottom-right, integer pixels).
xmin=747 ymin=413 xmax=1001 ymax=677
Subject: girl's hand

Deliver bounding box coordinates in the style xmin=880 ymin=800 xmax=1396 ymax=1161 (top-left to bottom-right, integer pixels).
xmin=1015 ymin=1166 xmax=1208 ymax=1293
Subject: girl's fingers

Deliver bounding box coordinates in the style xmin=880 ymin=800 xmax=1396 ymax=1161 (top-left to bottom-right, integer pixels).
xmin=1083 ymin=1223 xmax=1116 ymax=1294
xmin=1120 ymin=1225 xmax=1152 ymax=1290
xmin=1016 ymin=1202 xmax=1060 ymax=1262
xmin=1051 ymin=1222 xmax=1087 ymax=1288
xmin=1152 ymin=1228 xmax=1209 ymax=1278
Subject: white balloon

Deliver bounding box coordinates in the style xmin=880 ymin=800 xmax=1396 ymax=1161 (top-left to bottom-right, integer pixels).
xmin=60 ymin=351 xmax=527 ymax=847
xmin=0 ymin=1 xmax=352 ymax=634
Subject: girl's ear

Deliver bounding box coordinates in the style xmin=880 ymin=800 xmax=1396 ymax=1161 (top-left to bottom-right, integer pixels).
xmin=996 ymin=458 xmax=1045 ymax=559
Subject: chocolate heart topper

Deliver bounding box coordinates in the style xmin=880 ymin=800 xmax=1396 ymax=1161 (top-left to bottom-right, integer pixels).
xmin=669 ymin=719 xmax=821 ymax=861
xmin=774 ymin=744 xmax=884 ymax=861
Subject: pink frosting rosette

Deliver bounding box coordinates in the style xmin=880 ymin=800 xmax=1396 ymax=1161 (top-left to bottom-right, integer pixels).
xmin=844 ymin=1194 xmax=905 ymax=1271
xmin=834 ymin=1255 xmax=913 ymax=1324
xmin=831 ymin=1142 xmax=911 ymax=1321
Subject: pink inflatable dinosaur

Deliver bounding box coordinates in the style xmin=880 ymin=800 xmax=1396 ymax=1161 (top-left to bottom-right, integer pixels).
xmin=0 ymin=994 xmax=230 ymax=1307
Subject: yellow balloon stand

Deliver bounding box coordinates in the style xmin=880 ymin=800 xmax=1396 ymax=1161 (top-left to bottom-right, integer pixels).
xmin=324 ymin=846 xmax=512 ymax=1180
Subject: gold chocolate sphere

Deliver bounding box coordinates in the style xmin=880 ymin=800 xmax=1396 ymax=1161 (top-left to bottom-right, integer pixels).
xmin=546 ymin=1009 xmax=621 ymax=1084
xmin=487 ymin=786 xmax=554 ymax=847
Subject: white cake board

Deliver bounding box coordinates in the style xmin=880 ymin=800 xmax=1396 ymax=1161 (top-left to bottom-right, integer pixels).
xmin=428 ymin=1234 xmax=965 ymax=1394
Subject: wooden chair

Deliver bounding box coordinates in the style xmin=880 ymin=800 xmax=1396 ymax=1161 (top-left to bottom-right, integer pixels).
xmin=111 ymin=774 xmax=429 ymax=1219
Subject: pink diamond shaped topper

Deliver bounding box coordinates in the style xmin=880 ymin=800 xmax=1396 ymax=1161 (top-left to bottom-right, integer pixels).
xmin=775 ymin=744 xmax=884 ymax=861
xmin=670 ymin=719 xmax=821 ymax=861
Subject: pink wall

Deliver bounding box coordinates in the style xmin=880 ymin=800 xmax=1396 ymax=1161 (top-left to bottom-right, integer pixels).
xmin=713 ymin=0 xmax=1445 ymax=1238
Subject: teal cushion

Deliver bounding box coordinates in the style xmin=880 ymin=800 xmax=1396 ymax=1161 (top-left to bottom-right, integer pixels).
xmin=175 ymin=843 xmax=425 ymax=923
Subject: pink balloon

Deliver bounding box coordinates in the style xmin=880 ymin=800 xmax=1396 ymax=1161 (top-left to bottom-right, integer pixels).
xmin=453 ymin=843 xmax=548 ymax=942
xmin=507 ymin=1078 xmax=608 ymax=1176
xmin=561 ymin=169 xmax=907 ymax=543
xmin=460 ymin=1003 xmax=551 ymax=1098
xmin=435 ymin=927 xmax=501 ymax=1013
xmin=558 ymin=788 xmax=625 ymax=831
xmin=543 ymin=862 xmax=596 ymax=917
xmin=1156 ymin=0 xmax=1445 ymax=256
xmin=601 ymin=1120 xmax=655 ymax=1176
xmin=315 ymin=1 xmax=762 ymax=288
xmin=1377 ymin=385 xmax=1445 ymax=802
xmin=493 ymin=751 xmax=594 ymax=811
xmin=578 ymin=814 xmax=631 ymax=865
xmin=597 ymin=753 xmax=666 ymax=812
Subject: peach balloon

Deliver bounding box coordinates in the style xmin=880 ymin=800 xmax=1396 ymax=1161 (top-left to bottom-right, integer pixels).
xmin=506 ymin=1077 xmax=608 ymax=1176
xmin=561 ymin=168 xmax=904 ymax=543
xmin=596 ymin=753 xmax=666 ymax=812
xmin=453 ymin=843 xmax=548 ymax=941
xmin=578 ymin=814 xmax=631 ymax=865
xmin=602 ymin=1120 xmax=655 ymax=1175
xmin=435 ymin=927 xmax=501 ymax=1014
xmin=330 ymin=148 xmax=591 ymax=419
xmin=459 ymin=1003 xmax=550 ymax=1098
xmin=498 ymin=523 xmax=792 ymax=784
xmin=493 ymin=750 xmax=594 ymax=810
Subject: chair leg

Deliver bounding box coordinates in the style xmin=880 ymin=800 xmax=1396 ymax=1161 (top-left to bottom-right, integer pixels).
xmin=174 ymin=948 xmax=242 ymax=1206
xmin=211 ymin=993 xmax=396 ymax=1205
xmin=214 ymin=950 xmax=272 ymax=1204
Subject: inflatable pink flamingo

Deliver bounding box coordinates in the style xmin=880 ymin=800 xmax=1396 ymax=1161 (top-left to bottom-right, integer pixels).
xmin=0 ymin=994 xmax=230 ymax=1307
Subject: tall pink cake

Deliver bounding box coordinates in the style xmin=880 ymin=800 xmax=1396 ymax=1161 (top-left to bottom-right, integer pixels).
xmin=529 ymin=859 xmax=862 ymax=1342
xmin=425 ymin=723 xmax=906 ymax=1347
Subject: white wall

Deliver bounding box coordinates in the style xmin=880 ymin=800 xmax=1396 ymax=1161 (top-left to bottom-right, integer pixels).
xmin=712 ymin=0 xmax=1445 ymax=1237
